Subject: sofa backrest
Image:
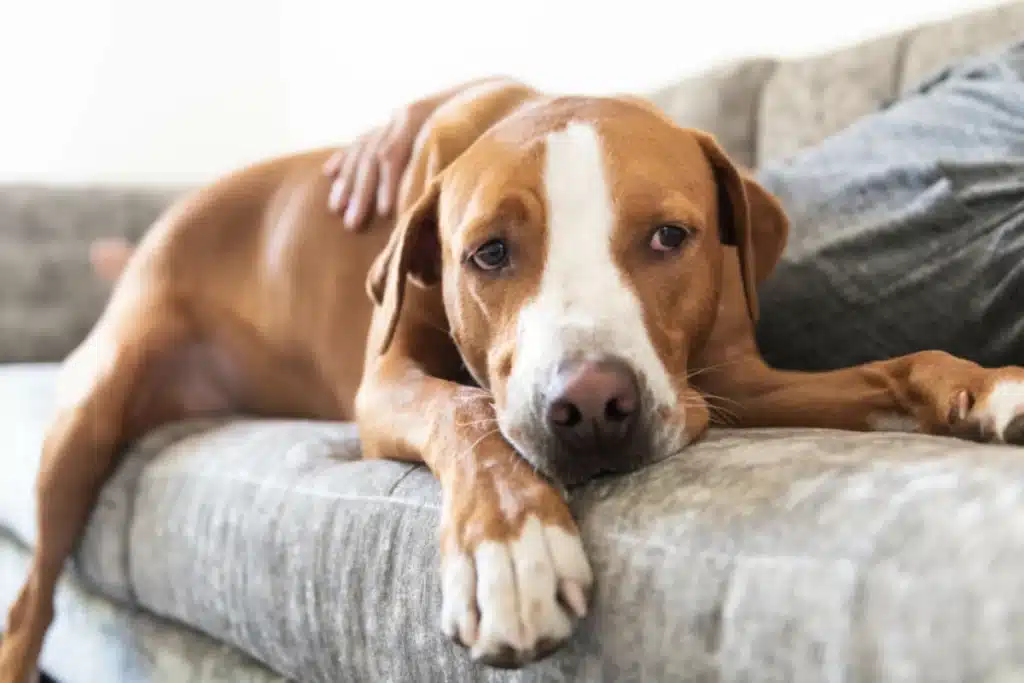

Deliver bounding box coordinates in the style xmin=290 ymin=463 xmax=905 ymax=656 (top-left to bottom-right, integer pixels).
xmin=0 ymin=185 xmax=184 ymax=363
xmin=647 ymin=1 xmax=1024 ymax=169
xmin=2 ymin=3 xmax=1021 ymax=364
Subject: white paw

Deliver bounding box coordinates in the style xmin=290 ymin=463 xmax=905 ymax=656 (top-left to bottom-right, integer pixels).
xmin=440 ymin=515 xmax=592 ymax=667
xmin=975 ymin=380 xmax=1024 ymax=443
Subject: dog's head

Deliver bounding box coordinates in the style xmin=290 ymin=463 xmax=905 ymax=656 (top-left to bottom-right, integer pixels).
xmin=367 ymin=96 xmax=788 ymax=486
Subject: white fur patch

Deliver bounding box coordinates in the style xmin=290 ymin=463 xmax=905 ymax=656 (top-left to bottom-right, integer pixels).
xmin=867 ymin=412 xmax=920 ymax=433
xmin=504 ymin=122 xmax=677 ymax=435
xmin=978 ymin=380 xmax=1024 ymax=442
xmin=440 ymin=550 xmax=479 ymax=645
xmin=439 ymin=515 xmax=592 ymax=663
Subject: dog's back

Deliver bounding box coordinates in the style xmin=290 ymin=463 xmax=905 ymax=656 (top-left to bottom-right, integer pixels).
xmin=91 ymin=149 xmax=402 ymax=421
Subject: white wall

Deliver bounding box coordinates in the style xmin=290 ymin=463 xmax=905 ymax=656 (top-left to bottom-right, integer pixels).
xmin=0 ymin=0 xmax=1006 ymax=185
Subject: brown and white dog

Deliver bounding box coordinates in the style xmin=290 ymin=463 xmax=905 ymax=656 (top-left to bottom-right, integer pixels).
xmin=4 ymin=77 xmax=1024 ymax=680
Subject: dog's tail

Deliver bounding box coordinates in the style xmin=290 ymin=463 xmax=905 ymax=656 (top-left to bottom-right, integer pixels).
xmin=89 ymin=238 xmax=135 ymax=284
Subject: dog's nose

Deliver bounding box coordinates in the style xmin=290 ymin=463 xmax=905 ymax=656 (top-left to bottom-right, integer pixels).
xmin=545 ymin=356 xmax=640 ymax=451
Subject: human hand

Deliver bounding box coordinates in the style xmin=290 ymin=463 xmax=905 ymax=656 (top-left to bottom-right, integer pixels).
xmin=323 ymin=98 xmax=435 ymax=230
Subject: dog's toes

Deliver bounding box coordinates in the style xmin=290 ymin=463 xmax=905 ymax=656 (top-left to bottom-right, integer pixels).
xmin=969 ymin=379 xmax=1024 ymax=445
xmin=1004 ymin=414 xmax=1024 ymax=445
xmin=440 ymin=550 xmax=479 ymax=648
xmin=441 ymin=514 xmax=591 ymax=668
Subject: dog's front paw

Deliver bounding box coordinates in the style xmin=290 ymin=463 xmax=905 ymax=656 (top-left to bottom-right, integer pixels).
xmin=439 ymin=473 xmax=592 ymax=668
xmin=891 ymin=353 xmax=1024 ymax=445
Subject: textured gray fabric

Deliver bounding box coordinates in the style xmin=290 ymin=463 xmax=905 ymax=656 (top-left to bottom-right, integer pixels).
xmin=758 ymin=32 xmax=908 ymax=166
xmin=642 ymin=1 xmax=1024 ymax=169
xmin=12 ymin=368 xmax=1024 ymax=681
xmin=0 ymin=532 xmax=288 ymax=683
xmin=647 ymin=58 xmax=778 ymax=169
xmin=899 ymin=2 xmax=1024 ymax=97
xmin=755 ymin=40 xmax=1024 ymax=371
xmin=0 ymin=184 xmax=183 ymax=363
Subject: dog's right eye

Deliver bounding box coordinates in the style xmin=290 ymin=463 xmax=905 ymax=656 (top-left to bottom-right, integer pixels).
xmin=469 ymin=239 xmax=510 ymax=272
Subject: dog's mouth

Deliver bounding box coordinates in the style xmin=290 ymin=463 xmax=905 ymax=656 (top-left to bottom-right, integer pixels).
xmin=557 ymin=446 xmax=655 ymax=488
xmin=499 ymin=413 xmax=660 ymax=489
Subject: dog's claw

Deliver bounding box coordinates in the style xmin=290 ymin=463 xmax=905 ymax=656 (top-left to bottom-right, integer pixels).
xmin=951 ymin=389 xmax=973 ymax=423
xmin=443 ymin=609 xmax=478 ymax=649
xmin=559 ymin=579 xmax=588 ymax=619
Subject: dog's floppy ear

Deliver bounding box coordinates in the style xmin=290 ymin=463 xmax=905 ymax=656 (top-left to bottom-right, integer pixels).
xmin=694 ymin=132 xmax=789 ymax=322
xmin=365 ymin=180 xmax=442 ymax=356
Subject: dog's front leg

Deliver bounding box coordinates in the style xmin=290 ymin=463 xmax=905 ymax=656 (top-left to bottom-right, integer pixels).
xmin=696 ymin=347 xmax=1024 ymax=443
xmin=355 ymin=355 xmax=593 ymax=667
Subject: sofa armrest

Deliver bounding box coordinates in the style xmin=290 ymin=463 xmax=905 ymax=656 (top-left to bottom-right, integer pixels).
xmin=0 ymin=185 xmax=185 ymax=363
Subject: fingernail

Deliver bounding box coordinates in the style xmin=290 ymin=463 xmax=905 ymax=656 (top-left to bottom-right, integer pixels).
xmin=344 ymin=203 xmax=358 ymax=228
xmin=322 ymin=155 xmax=341 ymax=176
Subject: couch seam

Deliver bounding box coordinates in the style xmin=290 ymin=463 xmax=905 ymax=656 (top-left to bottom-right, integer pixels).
xmin=890 ymin=30 xmax=915 ymax=102
xmin=385 ymin=465 xmax=420 ymax=498
xmin=122 ymin=445 xmax=151 ymax=607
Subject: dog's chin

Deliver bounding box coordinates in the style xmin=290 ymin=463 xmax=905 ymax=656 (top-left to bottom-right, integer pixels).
xmin=501 ymin=425 xmax=662 ymax=490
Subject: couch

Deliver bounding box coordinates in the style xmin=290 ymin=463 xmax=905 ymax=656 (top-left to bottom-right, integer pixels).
xmin=4 ymin=3 xmax=1024 ymax=682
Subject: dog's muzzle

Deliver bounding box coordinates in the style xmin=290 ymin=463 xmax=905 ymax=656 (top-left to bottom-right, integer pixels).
xmin=527 ymin=353 xmax=655 ymax=485
xmin=543 ymin=354 xmax=639 ymax=453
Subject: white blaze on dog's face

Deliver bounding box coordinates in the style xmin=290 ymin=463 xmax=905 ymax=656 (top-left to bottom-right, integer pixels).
xmin=426 ymin=98 xmax=747 ymax=485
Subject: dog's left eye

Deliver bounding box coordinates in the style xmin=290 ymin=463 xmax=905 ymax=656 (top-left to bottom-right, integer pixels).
xmin=469 ymin=239 xmax=510 ymax=271
xmin=650 ymin=224 xmax=692 ymax=253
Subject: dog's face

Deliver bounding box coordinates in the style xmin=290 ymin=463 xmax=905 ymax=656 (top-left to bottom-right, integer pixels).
xmin=369 ymin=96 xmax=787 ymax=486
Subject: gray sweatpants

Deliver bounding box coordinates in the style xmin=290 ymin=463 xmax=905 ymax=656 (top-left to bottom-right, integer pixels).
xmin=754 ymin=40 xmax=1024 ymax=371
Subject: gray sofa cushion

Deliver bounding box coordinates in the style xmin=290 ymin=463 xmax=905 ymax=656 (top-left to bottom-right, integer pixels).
xmin=752 ymin=2 xmax=1024 ymax=168
xmin=758 ymin=32 xmax=907 ymax=166
xmin=0 ymin=533 xmax=287 ymax=683
xmin=10 ymin=368 xmax=1024 ymax=681
xmin=899 ymin=2 xmax=1024 ymax=96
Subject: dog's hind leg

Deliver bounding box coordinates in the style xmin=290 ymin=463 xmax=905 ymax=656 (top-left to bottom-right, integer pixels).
xmin=0 ymin=301 xmax=193 ymax=683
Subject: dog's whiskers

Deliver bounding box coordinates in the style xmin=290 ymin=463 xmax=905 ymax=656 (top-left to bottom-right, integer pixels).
xmin=706 ymin=410 xmax=740 ymax=426
xmin=456 ymin=427 xmax=503 ymax=469
xmin=451 ymin=387 xmax=493 ymax=407
xmin=703 ymin=399 xmax=740 ymax=426
xmin=685 ymin=357 xmax=750 ymax=382
xmin=675 ymin=390 xmax=741 ymax=427
xmin=699 ymin=391 xmax=742 ymax=427
xmin=456 ymin=416 xmax=499 ymax=429
xmin=697 ymin=389 xmax=741 ymax=408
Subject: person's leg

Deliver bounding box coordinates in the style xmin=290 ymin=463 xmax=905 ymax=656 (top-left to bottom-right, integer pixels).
xmin=754 ymin=40 xmax=1024 ymax=371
